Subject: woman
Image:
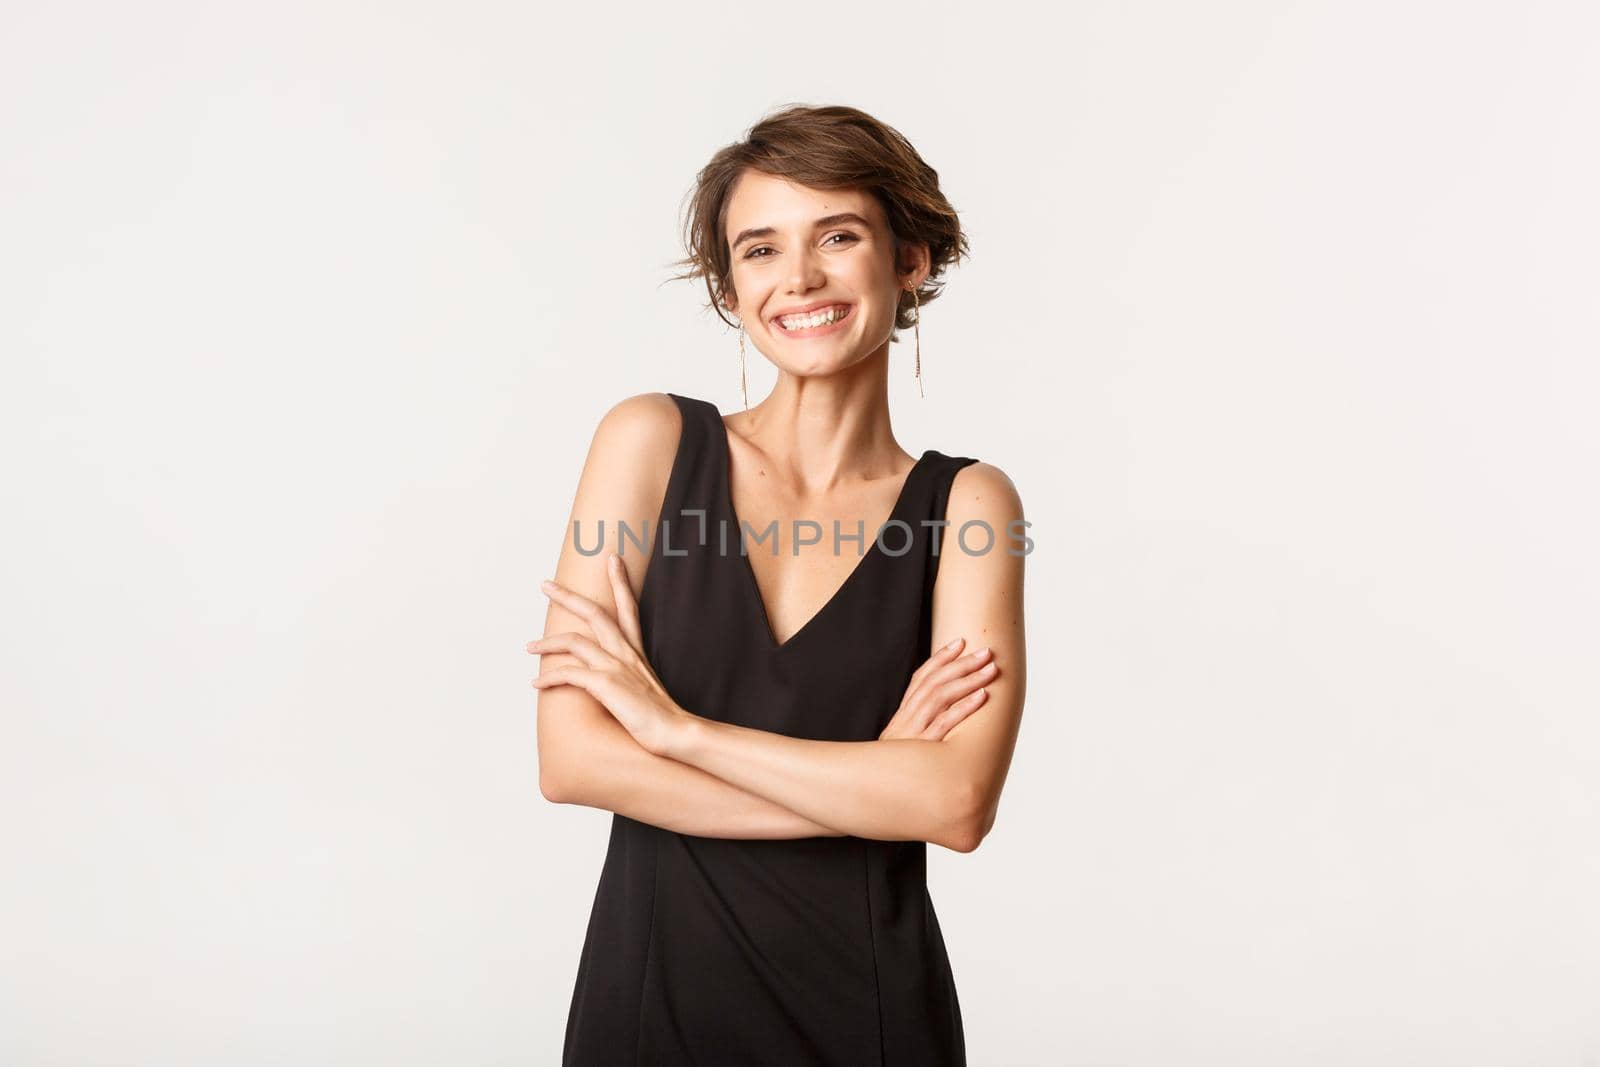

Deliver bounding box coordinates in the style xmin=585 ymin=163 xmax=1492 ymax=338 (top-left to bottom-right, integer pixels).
xmin=528 ymin=104 xmax=1027 ymax=1066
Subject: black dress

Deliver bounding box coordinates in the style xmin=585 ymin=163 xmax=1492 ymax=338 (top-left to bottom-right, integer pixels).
xmin=562 ymin=392 xmax=978 ymax=1066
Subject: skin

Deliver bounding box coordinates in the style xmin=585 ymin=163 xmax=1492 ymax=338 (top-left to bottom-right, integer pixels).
xmin=531 ymin=169 xmax=1027 ymax=852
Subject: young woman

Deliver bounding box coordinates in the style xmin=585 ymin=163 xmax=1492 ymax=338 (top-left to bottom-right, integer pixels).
xmin=528 ymin=104 xmax=1027 ymax=1066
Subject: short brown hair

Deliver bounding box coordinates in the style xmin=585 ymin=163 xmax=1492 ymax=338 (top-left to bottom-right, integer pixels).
xmin=668 ymin=103 xmax=971 ymax=336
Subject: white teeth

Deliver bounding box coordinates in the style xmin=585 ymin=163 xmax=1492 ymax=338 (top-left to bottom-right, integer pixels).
xmin=778 ymin=305 xmax=847 ymax=330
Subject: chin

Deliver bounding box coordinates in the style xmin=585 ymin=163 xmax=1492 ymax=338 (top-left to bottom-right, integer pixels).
xmin=795 ymin=352 xmax=873 ymax=378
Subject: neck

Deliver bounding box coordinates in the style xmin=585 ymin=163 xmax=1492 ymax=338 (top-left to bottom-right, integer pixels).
xmin=727 ymin=346 xmax=913 ymax=490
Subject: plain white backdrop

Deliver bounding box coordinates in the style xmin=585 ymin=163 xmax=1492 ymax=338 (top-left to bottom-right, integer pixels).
xmin=3 ymin=2 xmax=1597 ymax=1064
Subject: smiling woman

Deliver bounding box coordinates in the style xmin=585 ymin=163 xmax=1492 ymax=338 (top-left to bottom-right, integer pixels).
xmin=533 ymin=103 xmax=1026 ymax=1067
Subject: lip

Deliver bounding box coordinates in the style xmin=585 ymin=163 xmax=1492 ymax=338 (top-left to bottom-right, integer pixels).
xmin=771 ymin=302 xmax=854 ymax=336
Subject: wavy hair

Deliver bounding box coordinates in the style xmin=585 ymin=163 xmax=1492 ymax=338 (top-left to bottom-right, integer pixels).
xmin=667 ymin=103 xmax=971 ymax=338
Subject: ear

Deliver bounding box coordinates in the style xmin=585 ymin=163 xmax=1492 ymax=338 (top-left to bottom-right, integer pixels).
xmin=897 ymin=239 xmax=932 ymax=289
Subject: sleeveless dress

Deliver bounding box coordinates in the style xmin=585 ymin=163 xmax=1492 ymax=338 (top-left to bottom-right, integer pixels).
xmin=562 ymin=391 xmax=979 ymax=1066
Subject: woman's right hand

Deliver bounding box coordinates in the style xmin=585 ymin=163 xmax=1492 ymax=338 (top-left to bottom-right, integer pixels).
xmin=879 ymin=637 xmax=998 ymax=741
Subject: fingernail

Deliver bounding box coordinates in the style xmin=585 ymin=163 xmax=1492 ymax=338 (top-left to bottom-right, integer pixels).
xmin=540 ymin=580 xmax=553 ymax=591
xmin=945 ymin=638 xmax=961 ymax=651
xmin=977 ymin=646 xmax=991 ymax=657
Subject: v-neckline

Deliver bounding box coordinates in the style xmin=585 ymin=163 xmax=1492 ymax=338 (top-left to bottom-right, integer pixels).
xmin=709 ymin=400 xmax=932 ymax=654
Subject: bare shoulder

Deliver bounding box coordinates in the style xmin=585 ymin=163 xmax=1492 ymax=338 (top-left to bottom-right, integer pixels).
xmin=579 ymin=392 xmax=682 ymax=509
xmin=592 ymin=391 xmax=682 ymax=455
xmin=946 ymin=460 xmax=1026 ymax=535
xmin=932 ymin=459 xmax=1027 ymax=628
xmin=558 ymin=392 xmax=684 ymax=593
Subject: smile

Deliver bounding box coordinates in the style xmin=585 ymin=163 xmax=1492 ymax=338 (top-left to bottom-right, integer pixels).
xmin=774 ymin=303 xmax=854 ymax=334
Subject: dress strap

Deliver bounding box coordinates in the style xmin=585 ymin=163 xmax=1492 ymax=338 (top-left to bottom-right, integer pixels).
xmin=659 ymin=392 xmax=723 ymax=539
xmin=916 ymin=453 xmax=980 ymax=652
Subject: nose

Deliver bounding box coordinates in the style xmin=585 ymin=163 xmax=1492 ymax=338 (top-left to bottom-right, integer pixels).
xmin=784 ymin=241 xmax=826 ymax=294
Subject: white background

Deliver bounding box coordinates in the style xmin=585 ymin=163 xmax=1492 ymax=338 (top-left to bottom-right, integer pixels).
xmin=3 ymin=2 xmax=1597 ymax=1064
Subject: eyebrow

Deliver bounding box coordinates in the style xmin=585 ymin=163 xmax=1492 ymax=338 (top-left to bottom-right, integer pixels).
xmin=730 ymin=212 xmax=873 ymax=253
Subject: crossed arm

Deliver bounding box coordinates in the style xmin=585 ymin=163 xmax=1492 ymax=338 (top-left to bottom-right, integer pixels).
xmin=535 ymin=394 xmax=1027 ymax=852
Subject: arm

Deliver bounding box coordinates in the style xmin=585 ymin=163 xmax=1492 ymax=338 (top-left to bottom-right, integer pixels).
xmin=660 ymin=463 xmax=1028 ymax=854
xmin=662 ymin=724 xmax=975 ymax=851
xmin=536 ymin=392 xmax=849 ymax=839
xmin=546 ymin=708 xmax=847 ymax=840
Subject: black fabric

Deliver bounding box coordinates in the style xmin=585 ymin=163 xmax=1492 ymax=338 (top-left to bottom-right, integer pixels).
xmin=562 ymin=392 xmax=978 ymax=1066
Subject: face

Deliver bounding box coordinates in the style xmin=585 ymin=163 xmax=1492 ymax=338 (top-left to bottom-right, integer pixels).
xmin=722 ymin=169 xmax=926 ymax=377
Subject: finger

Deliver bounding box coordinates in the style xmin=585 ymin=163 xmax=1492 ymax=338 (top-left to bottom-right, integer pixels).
xmin=908 ymin=661 xmax=992 ymax=726
xmin=530 ymin=667 xmax=571 ymax=688
xmin=530 ymin=664 xmax=600 ymax=691
xmin=926 ymin=688 xmax=988 ymax=737
xmin=526 ymin=631 xmax=613 ymax=669
xmin=606 ymin=553 xmax=644 ymax=651
xmin=929 ymin=687 xmax=988 ymax=736
xmin=879 ymin=691 xmax=921 ymax=739
xmin=933 ymin=659 xmax=997 ymax=706
xmin=908 ymin=637 xmax=965 ymax=691
xmin=936 ymin=648 xmax=995 ymax=687
xmin=540 ymin=578 xmax=630 ymax=655
xmin=907 ymin=645 xmax=991 ymax=705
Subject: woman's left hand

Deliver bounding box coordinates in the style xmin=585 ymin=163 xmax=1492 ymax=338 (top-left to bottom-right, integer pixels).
xmin=528 ymin=554 xmax=692 ymax=758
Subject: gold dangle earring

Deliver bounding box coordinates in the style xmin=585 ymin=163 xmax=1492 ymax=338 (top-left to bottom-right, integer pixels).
xmin=909 ymin=285 xmax=925 ymax=398
xmin=736 ymin=319 xmax=749 ymax=411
